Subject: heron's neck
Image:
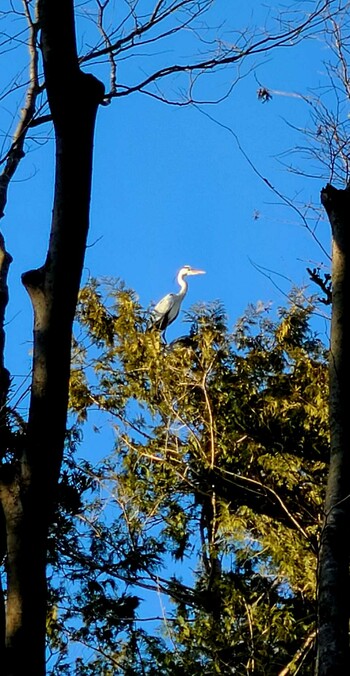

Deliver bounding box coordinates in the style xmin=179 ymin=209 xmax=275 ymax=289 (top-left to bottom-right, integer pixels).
xmin=177 ymin=272 xmax=188 ymax=297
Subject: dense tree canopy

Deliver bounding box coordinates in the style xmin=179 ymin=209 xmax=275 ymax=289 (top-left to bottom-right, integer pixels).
xmin=44 ymin=280 xmax=329 ymax=674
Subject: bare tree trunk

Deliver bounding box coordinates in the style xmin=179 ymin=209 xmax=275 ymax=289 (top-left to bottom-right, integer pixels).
xmin=0 ymin=233 xmax=12 ymax=666
xmin=0 ymin=2 xmax=104 ymax=673
xmin=317 ymin=183 xmax=350 ymax=674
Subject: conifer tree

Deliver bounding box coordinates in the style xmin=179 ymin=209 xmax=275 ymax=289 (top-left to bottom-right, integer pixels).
xmin=45 ymin=279 xmax=329 ymax=674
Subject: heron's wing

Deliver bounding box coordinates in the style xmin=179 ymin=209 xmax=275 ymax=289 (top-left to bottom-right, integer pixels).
xmin=153 ymin=293 xmax=175 ymax=316
xmin=148 ymin=293 xmax=178 ymax=331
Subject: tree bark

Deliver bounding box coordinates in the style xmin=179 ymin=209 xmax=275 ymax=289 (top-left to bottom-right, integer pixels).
xmin=317 ymin=183 xmax=350 ymax=675
xmin=0 ymin=233 xmax=12 ymax=415
xmin=0 ymin=233 xmax=12 ymax=666
xmin=0 ymin=2 xmax=104 ymax=674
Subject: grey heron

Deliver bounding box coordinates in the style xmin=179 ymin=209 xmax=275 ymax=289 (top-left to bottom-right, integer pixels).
xmin=148 ymin=265 xmax=205 ymax=339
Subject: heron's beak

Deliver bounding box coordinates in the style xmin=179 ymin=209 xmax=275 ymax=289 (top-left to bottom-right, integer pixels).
xmin=189 ymin=269 xmax=206 ymax=276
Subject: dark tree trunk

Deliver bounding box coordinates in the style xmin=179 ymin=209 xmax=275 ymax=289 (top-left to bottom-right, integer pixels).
xmin=0 ymin=2 xmax=104 ymax=674
xmin=317 ymin=183 xmax=350 ymax=675
xmin=0 ymin=234 xmax=12 ymax=666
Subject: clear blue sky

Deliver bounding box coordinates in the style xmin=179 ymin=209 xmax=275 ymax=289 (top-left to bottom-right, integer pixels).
xmin=2 ymin=2 xmax=333 ymax=402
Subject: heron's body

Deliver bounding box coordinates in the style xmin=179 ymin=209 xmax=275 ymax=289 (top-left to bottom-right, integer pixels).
xmin=149 ymin=265 xmax=205 ymax=337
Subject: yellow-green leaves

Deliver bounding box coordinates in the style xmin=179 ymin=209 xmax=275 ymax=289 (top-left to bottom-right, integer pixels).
xmin=66 ymin=280 xmax=327 ymax=673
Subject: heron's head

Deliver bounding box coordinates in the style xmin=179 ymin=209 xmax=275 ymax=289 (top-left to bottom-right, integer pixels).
xmin=179 ymin=265 xmax=206 ymax=278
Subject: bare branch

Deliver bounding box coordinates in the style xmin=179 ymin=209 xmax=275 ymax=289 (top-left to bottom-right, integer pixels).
xmin=194 ymin=105 xmax=332 ymax=262
xmin=95 ymin=0 xmax=117 ymax=98
xmin=218 ymin=466 xmax=314 ymax=547
xmin=0 ymin=0 xmax=41 ymax=218
xmin=81 ymin=0 xmax=333 ymax=101
xmin=82 ymin=0 xmax=213 ymax=64
xmin=278 ymin=629 xmax=316 ymax=676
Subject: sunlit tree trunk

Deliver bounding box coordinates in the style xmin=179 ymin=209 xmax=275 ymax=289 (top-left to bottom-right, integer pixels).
xmin=317 ymin=183 xmax=350 ymax=674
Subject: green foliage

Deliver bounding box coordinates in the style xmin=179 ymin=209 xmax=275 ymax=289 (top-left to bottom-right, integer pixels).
xmin=50 ymin=279 xmax=328 ymax=674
